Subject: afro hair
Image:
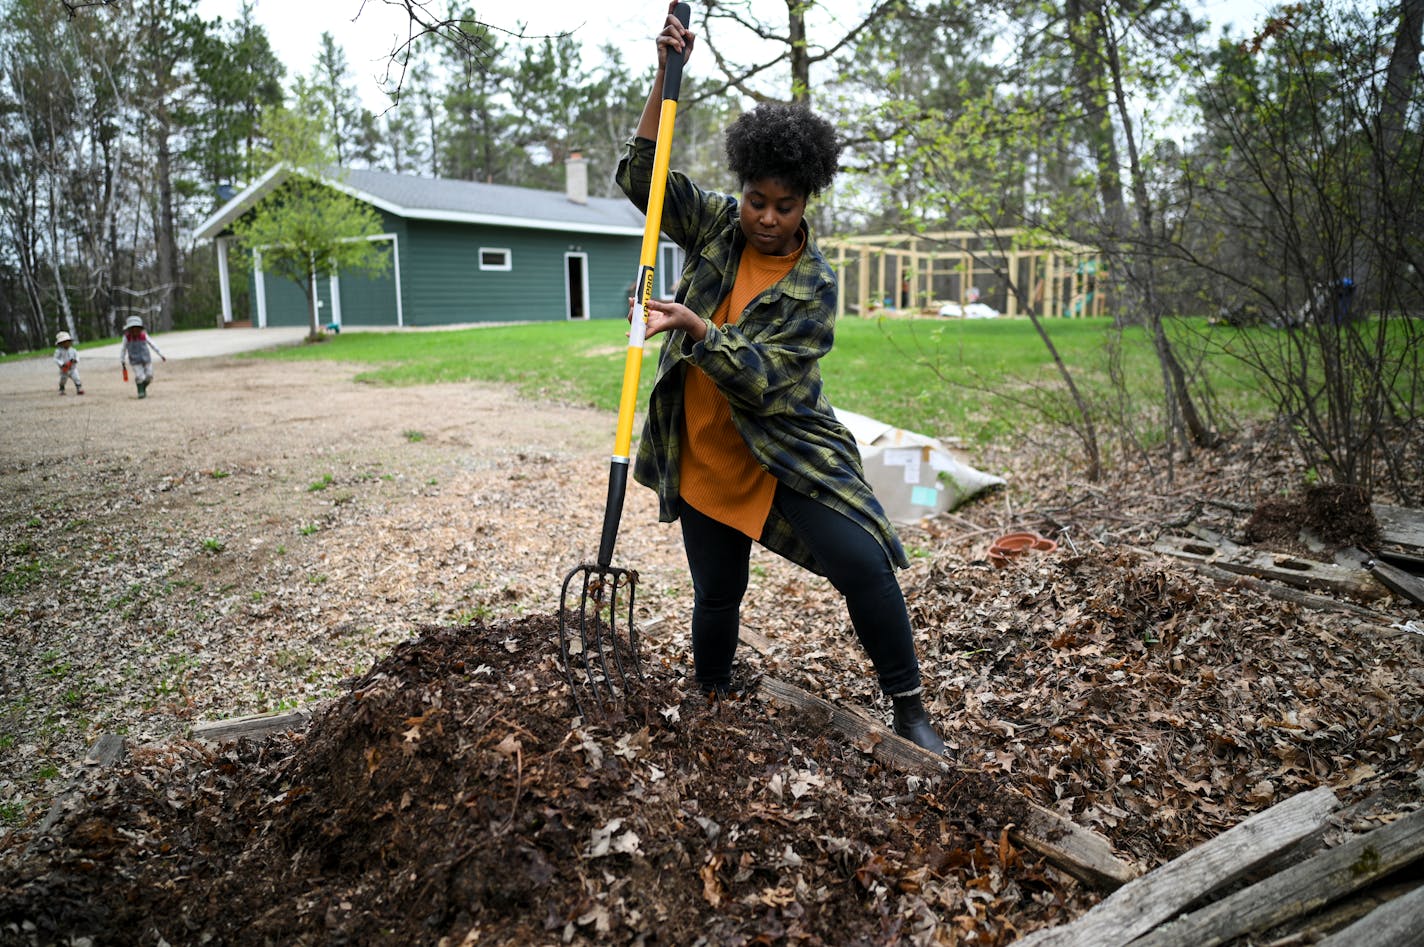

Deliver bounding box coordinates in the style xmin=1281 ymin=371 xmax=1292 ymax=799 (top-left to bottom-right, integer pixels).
xmin=723 ymin=102 xmax=840 ymax=198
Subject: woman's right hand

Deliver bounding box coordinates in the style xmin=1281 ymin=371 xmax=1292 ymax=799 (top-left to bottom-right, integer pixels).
xmin=655 ymin=1 xmax=694 ymax=70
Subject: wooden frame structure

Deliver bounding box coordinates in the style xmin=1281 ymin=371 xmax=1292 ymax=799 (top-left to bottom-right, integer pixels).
xmin=821 ymin=230 xmax=1107 ymax=320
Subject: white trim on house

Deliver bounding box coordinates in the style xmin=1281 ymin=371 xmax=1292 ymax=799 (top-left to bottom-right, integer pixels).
xmin=564 ymin=251 xmax=590 ymax=320
xmin=216 ymin=236 xmax=234 ymax=323
xmin=253 ymin=250 xmax=268 ymax=328
xmin=658 ymin=241 xmax=685 ymax=299
xmin=479 ymin=247 xmax=513 ymax=271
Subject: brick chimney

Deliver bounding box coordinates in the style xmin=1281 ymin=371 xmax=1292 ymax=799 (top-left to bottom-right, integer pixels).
xmin=565 ymin=151 xmax=588 ymax=205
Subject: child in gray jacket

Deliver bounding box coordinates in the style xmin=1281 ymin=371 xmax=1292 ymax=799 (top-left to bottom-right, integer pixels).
xmin=54 ymin=331 xmax=84 ymax=395
xmin=120 ymin=316 xmax=166 ymax=399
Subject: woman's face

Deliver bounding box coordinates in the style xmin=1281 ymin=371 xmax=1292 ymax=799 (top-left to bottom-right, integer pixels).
xmin=739 ymin=177 xmax=806 ymax=257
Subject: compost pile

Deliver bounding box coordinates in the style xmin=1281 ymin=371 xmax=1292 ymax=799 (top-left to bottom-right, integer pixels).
xmin=0 ymin=615 xmax=1068 ymax=946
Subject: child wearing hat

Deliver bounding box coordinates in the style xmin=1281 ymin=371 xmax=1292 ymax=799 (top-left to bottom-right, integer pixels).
xmin=53 ymin=331 xmax=84 ymax=395
xmin=120 ymin=316 xmax=166 ymax=399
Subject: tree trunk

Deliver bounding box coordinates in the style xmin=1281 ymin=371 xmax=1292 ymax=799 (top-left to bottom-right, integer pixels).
xmin=306 ymin=259 xmax=321 ymax=339
xmin=1380 ymin=0 xmax=1424 ymax=158
xmin=1065 ymin=0 xmax=1125 ymax=231
xmin=1096 ymin=0 xmax=1218 ymax=451
xmin=154 ymin=116 xmax=179 ymax=330
xmin=787 ymin=0 xmax=810 ymax=104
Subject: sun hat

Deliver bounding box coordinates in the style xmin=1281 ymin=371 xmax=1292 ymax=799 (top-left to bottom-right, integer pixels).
xmin=55 ymin=331 xmax=72 ymax=344
xmin=123 ymin=315 xmax=144 ymax=330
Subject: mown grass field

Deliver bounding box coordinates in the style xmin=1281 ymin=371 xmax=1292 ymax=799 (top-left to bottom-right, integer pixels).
xmin=251 ymin=315 xmax=1286 ymax=444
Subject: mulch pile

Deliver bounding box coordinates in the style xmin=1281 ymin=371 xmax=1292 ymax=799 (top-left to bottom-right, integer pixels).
xmin=1 ymin=616 xmax=1073 ymax=946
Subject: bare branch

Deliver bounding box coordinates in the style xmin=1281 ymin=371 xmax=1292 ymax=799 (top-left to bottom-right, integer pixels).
xmin=363 ymin=0 xmax=575 ymax=105
xmin=60 ymin=0 xmax=119 ymax=18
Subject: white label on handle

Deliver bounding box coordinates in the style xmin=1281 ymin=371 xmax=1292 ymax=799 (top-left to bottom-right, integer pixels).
xmin=629 ymin=304 xmax=648 ymax=349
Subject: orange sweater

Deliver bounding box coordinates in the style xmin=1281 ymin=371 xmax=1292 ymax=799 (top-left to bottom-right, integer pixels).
xmin=679 ymin=240 xmax=802 ymax=538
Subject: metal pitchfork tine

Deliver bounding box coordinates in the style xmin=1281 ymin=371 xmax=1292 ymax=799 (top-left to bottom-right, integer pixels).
xmin=559 ymin=562 xmax=640 ymax=717
xmin=558 ymin=2 xmax=691 ymax=716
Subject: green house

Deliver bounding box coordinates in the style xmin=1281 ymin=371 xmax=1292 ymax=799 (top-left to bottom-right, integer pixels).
xmin=193 ymin=158 xmax=683 ymax=328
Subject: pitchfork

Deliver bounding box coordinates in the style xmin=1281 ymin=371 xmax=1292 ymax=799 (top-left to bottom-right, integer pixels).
xmin=559 ymin=3 xmax=691 ymax=717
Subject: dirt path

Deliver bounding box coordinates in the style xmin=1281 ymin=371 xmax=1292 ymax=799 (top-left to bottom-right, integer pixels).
xmin=0 ymin=349 xmax=701 ymax=822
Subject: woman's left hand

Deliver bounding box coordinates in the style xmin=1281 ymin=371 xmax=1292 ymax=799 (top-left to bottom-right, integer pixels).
xmin=631 ymin=296 xmax=706 ymax=342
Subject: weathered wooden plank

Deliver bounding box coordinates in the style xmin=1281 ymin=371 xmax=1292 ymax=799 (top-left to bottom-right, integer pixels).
xmin=29 ymin=733 xmax=128 ymax=854
xmin=191 ymin=706 xmax=312 ymax=743
xmin=1337 ymin=545 xmax=1424 ymax=608
xmin=1152 ymin=535 xmax=1385 ymax=599
xmin=1133 ymin=549 xmax=1393 ymax=621
xmin=1373 ymin=503 xmax=1424 ymax=550
xmin=754 ymin=673 xmax=1137 ymax=891
xmin=1016 ymin=786 xmax=1339 ymax=947
xmin=1279 ymin=880 xmax=1424 ymax=944
xmin=1314 ymin=881 xmax=1424 ymax=946
xmin=1366 ymin=558 xmax=1424 ymax=607
xmin=1132 ymin=806 xmax=1424 ymax=947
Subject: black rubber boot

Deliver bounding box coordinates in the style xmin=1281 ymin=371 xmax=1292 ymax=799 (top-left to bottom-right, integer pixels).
xmin=893 ymin=692 xmax=946 ymax=754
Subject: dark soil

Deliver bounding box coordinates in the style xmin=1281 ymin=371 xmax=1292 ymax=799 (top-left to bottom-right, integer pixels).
xmin=0 ymin=615 xmax=1060 ymax=946
xmin=1243 ymin=483 xmax=1382 ymax=549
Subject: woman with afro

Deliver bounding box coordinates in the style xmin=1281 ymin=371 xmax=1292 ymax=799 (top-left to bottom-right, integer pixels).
xmin=615 ymin=4 xmax=945 ymax=753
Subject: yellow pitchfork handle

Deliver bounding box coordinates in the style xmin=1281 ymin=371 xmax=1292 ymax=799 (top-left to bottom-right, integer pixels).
xmin=597 ymin=1 xmax=692 ymax=568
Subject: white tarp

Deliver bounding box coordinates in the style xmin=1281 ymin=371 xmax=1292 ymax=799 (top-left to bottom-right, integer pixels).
xmin=834 ymin=407 xmax=1005 ymax=525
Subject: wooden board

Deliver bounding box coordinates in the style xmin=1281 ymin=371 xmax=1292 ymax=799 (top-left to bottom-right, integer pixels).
xmin=30 ymin=733 xmax=128 ymax=853
xmin=191 ymin=707 xmax=313 ymax=743
xmin=1133 ymin=805 xmax=1424 ymax=947
xmin=1366 ymin=558 xmax=1424 ymax=607
xmin=1316 ymin=882 xmax=1424 ymax=946
xmin=1131 ymin=549 xmax=1392 ymax=622
xmin=1015 ymin=786 xmax=1339 ymax=947
xmin=753 ymin=672 xmax=1137 ymax=891
xmin=1152 ymin=534 xmax=1386 ymax=600
xmin=1373 ymin=503 xmax=1424 ymax=551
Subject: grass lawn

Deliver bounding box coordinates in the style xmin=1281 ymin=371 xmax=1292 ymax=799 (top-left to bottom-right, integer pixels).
xmin=252 ymin=315 xmax=1292 ymax=444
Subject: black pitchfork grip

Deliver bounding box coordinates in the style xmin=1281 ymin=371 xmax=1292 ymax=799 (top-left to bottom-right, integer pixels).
xmin=663 ymin=3 xmax=692 ymax=102
xmin=597 ymin=462 xmax=628 ymax=568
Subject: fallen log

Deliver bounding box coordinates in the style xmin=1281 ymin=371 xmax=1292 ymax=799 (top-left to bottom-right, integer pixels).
xmin=1015 ymin=786 xmax=1339 ymax=947
xmin=1131 ymin=805 xmax=1424 ymax=947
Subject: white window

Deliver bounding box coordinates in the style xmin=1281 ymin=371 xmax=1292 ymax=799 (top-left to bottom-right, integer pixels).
xmin=479 ymin=247 xmax=512 ymax=271
xmin=658 ymin=242 xmax=684 ymax=299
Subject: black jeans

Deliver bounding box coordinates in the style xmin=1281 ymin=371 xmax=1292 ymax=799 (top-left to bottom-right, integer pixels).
xmin=678 ymin=483 xmax=922 ymax=696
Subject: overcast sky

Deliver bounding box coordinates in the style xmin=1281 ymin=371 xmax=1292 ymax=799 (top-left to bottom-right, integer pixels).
xmin=194 ymin=0 xmax=1280 ymax=111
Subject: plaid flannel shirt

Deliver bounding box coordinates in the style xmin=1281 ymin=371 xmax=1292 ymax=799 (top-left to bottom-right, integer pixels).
xmin=616 ymin=137 xmax=908 ymax=574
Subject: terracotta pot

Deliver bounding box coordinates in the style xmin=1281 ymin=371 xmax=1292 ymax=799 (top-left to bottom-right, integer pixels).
xmin=988 ymin=530 xmax=1057 ymax=566
xmin=993 ymin=534 xmax=1038 ymax=553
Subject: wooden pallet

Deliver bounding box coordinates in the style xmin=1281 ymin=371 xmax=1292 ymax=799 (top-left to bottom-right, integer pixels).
xmin=1019 ymin=789 xmax=1424 ymax=946
xmin=1151 ymin=532 xmax=1385 ymax=601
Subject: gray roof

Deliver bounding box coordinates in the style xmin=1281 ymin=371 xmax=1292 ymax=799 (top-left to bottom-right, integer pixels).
xmin=193 ymin=163 xmax=647 ymax=242
xmin=341 ymin=167 xmax=647 ymax=235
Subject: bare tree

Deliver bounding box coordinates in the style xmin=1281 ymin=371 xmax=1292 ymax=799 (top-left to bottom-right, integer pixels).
xmin=694 ymin=0 xmax=900 ymax=106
